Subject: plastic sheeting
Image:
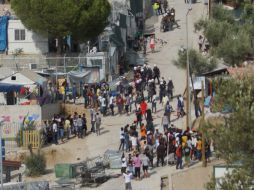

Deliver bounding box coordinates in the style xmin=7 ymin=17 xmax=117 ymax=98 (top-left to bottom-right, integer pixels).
xmin=0 ymin=16 xmax=8 ymax=51
xmin=68 ymin=71 xmax=91 ymax=79
xmin=0 ymin=83 xmax=23 ymax=92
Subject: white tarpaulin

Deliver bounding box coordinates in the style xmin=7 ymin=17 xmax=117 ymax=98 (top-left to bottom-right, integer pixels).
xmin=190 ymin=77 xmax=206 ymax=90
xmin=68 ymin=71 xmax=91 ymax=79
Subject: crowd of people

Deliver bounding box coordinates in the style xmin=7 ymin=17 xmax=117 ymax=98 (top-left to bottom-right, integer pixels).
xmin=101 ymin=64 xmax=213 ymax=189
xmin=40 ymin=50 xmax=210 ymax=190
xmin=42 ymin=111 xmax=102 ymax=145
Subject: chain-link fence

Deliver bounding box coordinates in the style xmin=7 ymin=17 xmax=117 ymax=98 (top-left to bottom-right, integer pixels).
xmin=0 ymin=56 xmax=90 ymax=73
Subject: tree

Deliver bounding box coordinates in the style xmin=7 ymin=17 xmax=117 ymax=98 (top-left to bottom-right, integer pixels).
xmin=174 ymin=48 xmax=217 ymax=75
xmin=11 ymin=0 xmax=111 ymax=53
xmin=206 ymin=169 xmax=253 ymax=190
xmin=195 ymin=5 xmax=254 ymax=66
xmin=205 ymin=75 xmax=254 ymax=189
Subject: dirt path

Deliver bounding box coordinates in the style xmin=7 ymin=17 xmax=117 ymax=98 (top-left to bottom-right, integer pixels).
xmin=23 ymin=1 xmax=209 ymax=189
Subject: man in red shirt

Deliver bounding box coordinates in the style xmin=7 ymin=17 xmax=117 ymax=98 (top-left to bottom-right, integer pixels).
xmin=176 ymin=145 xmax=183 ymax=169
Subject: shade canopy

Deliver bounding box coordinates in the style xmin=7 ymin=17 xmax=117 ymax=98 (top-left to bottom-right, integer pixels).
xmin=0 ymin=83 xmax=23 ymax=92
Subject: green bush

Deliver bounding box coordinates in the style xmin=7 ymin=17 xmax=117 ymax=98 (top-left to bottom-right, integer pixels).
xmin=25 ymin=151 xmax=46 ymax=177
xmin=174 ymin=49 xmax=217 ymax=75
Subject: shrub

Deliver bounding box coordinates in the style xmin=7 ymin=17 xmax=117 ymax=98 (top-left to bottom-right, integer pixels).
xmin=25 ymin=147 xmax=46 ymax=177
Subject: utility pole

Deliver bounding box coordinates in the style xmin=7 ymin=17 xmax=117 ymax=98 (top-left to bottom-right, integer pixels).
xmin=201 ymin=81 xmax=206 ymax=167
xmin=208 ymin=0 xmax=212 ymax=18
xmin=0 ymin=120 xmax=3 ymax=189
xmin=186 ymin=5 xmax=192 ymax=130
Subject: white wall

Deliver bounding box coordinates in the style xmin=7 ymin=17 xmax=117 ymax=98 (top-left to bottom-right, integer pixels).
xmin=8 ymin=20 xmax=48 ymax=55
xmin=0 ymin=103 xmax=60 ymax=124
xmin=86 ymin=52 xmax=107 ymax=81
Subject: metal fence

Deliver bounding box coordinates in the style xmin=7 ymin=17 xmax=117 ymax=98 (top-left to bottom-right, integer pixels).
xmin=1 ymin=122 xmax=21 ymax=153
xmin=0 ymin=56 xmax=89 ymax=73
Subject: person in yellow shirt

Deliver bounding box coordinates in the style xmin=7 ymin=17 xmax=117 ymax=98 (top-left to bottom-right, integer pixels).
xmin=182 ymin=135 xmax=187 ymax=144
xmin=196 ymin=138 xmax=202 ymax=160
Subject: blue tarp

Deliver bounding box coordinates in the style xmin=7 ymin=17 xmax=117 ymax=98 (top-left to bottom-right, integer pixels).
xmin=0 ymin=16 xmax=8 ymax=51
xmin=0 ymin=83 xmax=23 ymax=92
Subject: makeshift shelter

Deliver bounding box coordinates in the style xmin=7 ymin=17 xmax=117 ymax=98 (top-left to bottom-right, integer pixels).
xmin=0 ymin=70 xmax=47 ymax=87
xmin=0 ymin=70 xmax=47 ymax=105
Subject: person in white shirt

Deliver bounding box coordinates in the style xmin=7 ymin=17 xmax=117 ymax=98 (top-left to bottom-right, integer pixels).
xmin=121 ymin=153 xmax=127 ymax=174
xmin=90 ymin=109 xmax=96 ymax=133
xmin=130 ymin=136 xmax=137 ymax=151
xmin=151 ymin=94 xmax=157 ymax=113
xmin=162 ymin=94 xmax=169 ymax=109
xmin=101 ymin=96 xmax=106 ymax=116
xmin=109 ymin=95 xmax=115 ymax=116
xmin=123 ymin=170 xmax=133 ymax=190
xmin=52 ymin=121 xmax=58 ymax=144
xmin=119 ymin=127 xmax=125 ymax=151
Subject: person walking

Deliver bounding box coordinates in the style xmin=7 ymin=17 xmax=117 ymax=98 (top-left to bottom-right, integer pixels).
xmin=119 ymin=127 xmax=125 ymax=151
xmin=150 ymin=35 xmax=155 ymax=53
xmin=95 ymin=113 xmax=101 ymax=136
xmin=151 ymin=94 xmax=157 ymax=113
xmin=123 ymin=170 xmax=133 ymax=190
xmin=133 ymin=154 xmax=142 ymax=180
xmin=167 ymin=78 xmax=174 ymax=99
xmin=161 ymin=113 xmax=169 ymax=132
xmin=142 ymin=153 xmax=150 ymax=178
xmin=153 ymin=64 xmax=160 ymax=84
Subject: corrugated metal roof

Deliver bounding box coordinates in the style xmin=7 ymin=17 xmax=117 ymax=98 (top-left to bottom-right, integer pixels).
xmin=20 ymin=70 xmax=47 ymax=85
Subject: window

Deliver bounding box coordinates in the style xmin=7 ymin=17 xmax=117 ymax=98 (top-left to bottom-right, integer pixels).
xmin=14 ymin=29 xmax=25 ymax=41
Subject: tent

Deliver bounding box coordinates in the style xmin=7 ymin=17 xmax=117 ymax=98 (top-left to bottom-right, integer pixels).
xmin=0 ymin=83 xmax=23 ymax=92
